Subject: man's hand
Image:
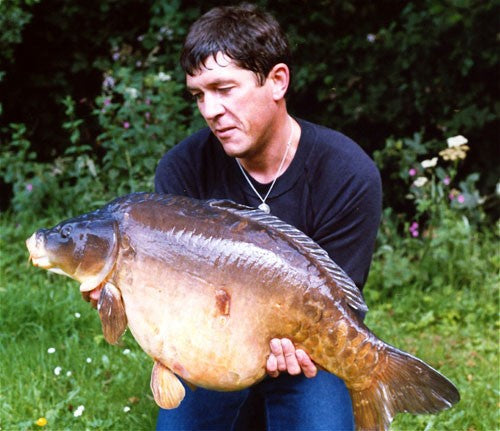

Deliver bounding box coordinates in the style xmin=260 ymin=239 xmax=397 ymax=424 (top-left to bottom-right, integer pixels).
xmin=266 ymin=338 xmax=317 ymax=378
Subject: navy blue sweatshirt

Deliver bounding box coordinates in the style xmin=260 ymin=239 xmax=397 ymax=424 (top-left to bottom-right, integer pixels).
xmin=155 ymin=118 xmax=382 ymax=291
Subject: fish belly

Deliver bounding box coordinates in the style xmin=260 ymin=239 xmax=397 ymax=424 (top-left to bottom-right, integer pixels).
xmin=115 ymin=259 xmax=282 ymax=391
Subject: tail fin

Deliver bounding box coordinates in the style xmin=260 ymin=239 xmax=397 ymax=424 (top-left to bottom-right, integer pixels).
xmin=349 ymin=347 xmax=460 ymax=431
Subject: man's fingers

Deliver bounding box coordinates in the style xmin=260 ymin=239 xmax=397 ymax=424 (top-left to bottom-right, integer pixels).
xmin=281 ymin=338 xmax=301 ymax=375
xmin=267 ymin=339 xmax=317 ymax=378
xmin=270 ymin=338 xmax=287 ymax=372
xmin=266 ymin=354 xmax=280 ymax=378
xmin=296 ymin=349 xmax=318 ymax=378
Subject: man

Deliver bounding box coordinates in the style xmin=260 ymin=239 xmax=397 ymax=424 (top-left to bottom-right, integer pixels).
xmin=155 ymin=4 xmax=381 ymax=430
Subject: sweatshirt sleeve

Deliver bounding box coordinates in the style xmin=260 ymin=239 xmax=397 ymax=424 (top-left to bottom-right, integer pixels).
xmin=154 ymin=129 xmax=212 ymax=197
xmin=309 ymin=139 xmax=382 ymax=290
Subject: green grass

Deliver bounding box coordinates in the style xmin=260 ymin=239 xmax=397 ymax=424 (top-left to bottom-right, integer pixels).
xmin=0 ymin=214 xmax=156 ymax=430
xmin=1 ymin=211 xmax=498 ymax=430
xmin=364 ymin=283 xmax=499 ymax=430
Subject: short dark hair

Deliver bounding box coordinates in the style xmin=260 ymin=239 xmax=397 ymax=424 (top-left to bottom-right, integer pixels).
xmin=180 ymin=3 xmax=292 ymax=85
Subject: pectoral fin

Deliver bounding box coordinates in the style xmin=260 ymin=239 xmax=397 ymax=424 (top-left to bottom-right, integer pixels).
xmin=97 ymin=282 xmax=127 ymax=344
xmin=150 ymin=361 xmax=186 ymax=409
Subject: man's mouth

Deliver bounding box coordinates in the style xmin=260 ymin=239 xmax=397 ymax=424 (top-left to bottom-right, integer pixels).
xmin=215 ymin=126 xmax=236 ymax=139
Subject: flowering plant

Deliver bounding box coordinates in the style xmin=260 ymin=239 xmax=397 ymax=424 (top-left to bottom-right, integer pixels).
xmin=406 ymin=134 xmax=486 ymax=235
xmin=368 ymin=133 xmax=493 ymax=301
xmin=375 ymin=133 xmax=485 ymax=242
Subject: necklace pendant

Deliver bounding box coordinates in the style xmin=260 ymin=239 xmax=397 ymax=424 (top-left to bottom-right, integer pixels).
xmin=258 ymin=202 xmax=271 ymax=213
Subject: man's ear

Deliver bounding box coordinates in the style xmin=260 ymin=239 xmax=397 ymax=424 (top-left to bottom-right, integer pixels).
xmin=268 ymin=63 xmax=290 ymax=101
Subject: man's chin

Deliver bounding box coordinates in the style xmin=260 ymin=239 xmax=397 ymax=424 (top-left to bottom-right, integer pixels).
xmin=219 ymin=141 xmax=250 ymax=159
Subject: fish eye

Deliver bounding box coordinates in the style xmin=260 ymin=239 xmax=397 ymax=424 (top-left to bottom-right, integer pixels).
xmin=60 ymin=225 xmax=72 ymax=239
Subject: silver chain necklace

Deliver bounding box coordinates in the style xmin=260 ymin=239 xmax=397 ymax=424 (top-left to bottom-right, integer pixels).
xmin=236 ymin=116 xmax=293 ymax=214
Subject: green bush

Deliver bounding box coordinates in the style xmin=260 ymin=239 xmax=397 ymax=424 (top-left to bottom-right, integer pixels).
xmin=0 ymin=0 xmax=40 ymax=73
xmin=1 ymin=0 xmax=498 ymax=213
xmin=0 ymin=1 xmax=192 ymax=217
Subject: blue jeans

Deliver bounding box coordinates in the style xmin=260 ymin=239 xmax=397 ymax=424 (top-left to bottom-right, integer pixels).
xmin=156 ymin=371 xmax=354 ymax=431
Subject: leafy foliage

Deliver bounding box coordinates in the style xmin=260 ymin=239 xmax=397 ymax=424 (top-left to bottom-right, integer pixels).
xmin=0 ymin=0 xmax=498 ymax=212
xmin=0 ymin=0 xmax=191 ymax=216
xmin=0 ymin=0 xmax=40 ymax=73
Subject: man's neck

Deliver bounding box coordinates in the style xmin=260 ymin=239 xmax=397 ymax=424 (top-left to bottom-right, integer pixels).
xmin=238 ymin=115 xmax=300 ymax=184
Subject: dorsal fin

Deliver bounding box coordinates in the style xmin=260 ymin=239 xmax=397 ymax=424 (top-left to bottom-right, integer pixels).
xmin=207 ymin=199 xmax=368 ymax=315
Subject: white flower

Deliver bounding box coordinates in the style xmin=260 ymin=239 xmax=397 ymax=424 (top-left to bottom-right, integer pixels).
xmin=157 ymin=72 xmax=171 ymax=82
xmin=366 ymin=33 xmax=376 ymax=43
xmin=47 ymin=347 xmax=56 ymax=354
xmin=125 ymin=87 xmax=139 ymax=99
xmin=103 ymin=76 xmax=115 ymax=89
xmin=159 ymin=26 xmax=173 ymax=37
xmin=86 ymin=357 xmax=92 ymax=363
xmin=74 ymin=312 xmax=81 ymax=318
xmin=447 ymin=135 xmax=468 ymax=148
xmin=66 ymin=371 xmax=72 ymax=377
xmin=123 ymin=406 xmax=131 ymax=413
xmin=413 ymin=177 xmax=428 ymax=187
xmin=73 ymin=405 xmax=85 ymax=417
xmin=123 ymin=349 xmax=131 ymax=355
xmin=54 ymin=366 xmax=62 ymax=376
xmin=421 ymin=157 xmax=438 ymax=169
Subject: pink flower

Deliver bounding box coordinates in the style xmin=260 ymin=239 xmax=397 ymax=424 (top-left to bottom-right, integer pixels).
xmin=443 ymin=176 xmax=451 ymax=186
xmin=449 ymin=193 xmax=455 ymax=201
xmin=145 ymin=112 xmax=151 ymax=120
xmin=26 ymin=183 xmax=33 ymax=192
xmin=409 ymin=168 xmax=417 ymax=177
xmin=103 ymin=98 xmax=111 ymax=106
xmin=457 ymin=195 xmax=465 ymax=204
xmin=145 ymin=98 xmax=151 ymax=105
xmin=123 ymin=121 xmax=130 ymax=129
xmin=409 ymin=221 xmax=419 ymax=237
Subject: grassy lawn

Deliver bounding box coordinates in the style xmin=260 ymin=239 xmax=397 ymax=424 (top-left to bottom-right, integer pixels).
xmin=364 ymin=284 xmax=498 ymax=430
xmin=1 ymin=212 xmax=498 ymax=430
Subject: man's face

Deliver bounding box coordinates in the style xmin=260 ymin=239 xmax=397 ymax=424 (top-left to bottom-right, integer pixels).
xmin=186 ymin=52 xmax=278 ymax=159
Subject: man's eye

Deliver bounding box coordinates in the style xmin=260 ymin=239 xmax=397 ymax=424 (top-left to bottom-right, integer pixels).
xmin=218 ymin=87 xmax=232 ymax=94
xmin=191 ymin=92 xmax=203 ymax=101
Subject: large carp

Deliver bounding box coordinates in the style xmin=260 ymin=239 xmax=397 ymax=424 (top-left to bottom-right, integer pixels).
xmin=26 ymin=193 xmax=459 ymax=430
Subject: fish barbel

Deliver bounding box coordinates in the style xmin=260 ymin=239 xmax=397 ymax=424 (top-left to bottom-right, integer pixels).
xmin=26 ymin=193 xmax=459 ymax=430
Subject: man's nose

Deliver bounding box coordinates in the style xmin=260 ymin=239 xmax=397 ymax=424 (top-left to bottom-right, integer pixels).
xmin=201 ymin=93 xmax=225 ymax=120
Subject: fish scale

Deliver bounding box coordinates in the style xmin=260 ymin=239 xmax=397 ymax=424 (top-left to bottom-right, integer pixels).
xmin=26 ymin=192 xmax=459 ymax=430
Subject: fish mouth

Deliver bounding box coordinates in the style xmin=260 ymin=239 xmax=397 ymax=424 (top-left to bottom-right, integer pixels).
xmin=30 ymin=255 xmax=53 ymax=269
xmin=26 ymin=233 xmax=69 ymax=276
xmin=26 ymin=233 xmax=52 ymax=269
